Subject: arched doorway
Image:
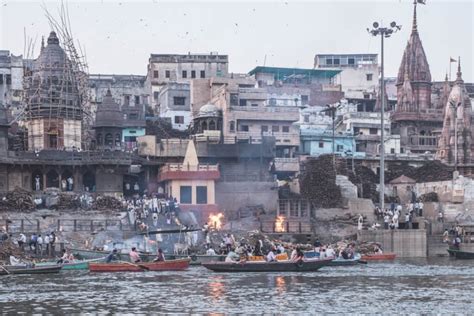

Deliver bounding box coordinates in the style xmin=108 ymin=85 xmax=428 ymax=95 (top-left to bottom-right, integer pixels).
xmin=62 ymin=169 xmax=74 ymax=191
xmin=105 ymin=133 xmax=113 ymax=147
xmin=32 ymin=170 xmax=43 ymax=191
xmin=46 ymin=169 xmax=59 ymax=188
xmin=83 ymin=171 xmax=96 ymax=192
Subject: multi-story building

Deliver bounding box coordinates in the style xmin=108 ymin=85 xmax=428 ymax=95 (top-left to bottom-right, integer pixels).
xmin=158 ymin=83 xmax=191 ymax=131
xmin=0 ymin=50 xmax=24 ymax=115
xmin=315 ymin=53 xmax=379 ymax=100
xmin=146 ymin=53 xmax=229 ymax=113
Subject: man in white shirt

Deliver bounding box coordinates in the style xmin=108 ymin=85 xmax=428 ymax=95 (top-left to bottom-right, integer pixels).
xmin=266 ymin=248 xmax=277 ymax=262
xmin=44 ymin=234 xmax=50 ymax=254
xmin=326 ymin=246 xmax=335 ymax=258
xmin=37 ymin=234 xmax=43 ymax=255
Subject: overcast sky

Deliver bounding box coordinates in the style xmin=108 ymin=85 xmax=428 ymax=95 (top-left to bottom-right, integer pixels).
xmin=1 ymin=0 xmax=473 ymax=81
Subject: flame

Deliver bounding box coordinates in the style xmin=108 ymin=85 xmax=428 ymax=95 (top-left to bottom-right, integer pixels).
xmin=208 ymin=213 xmax=224 ymax=230
xmin=275 ymin=215 xmax=286 ymax=232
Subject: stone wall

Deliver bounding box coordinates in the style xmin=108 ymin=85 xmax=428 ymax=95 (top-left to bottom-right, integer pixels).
xmin=215 ymin=181 xmax=278 ymax=213
xmin=358 ymin=229 xmax=427 ymax=257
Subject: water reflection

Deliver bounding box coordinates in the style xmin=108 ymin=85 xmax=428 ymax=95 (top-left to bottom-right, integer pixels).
xmin=0 ymin=259 xmax=473 ymax=314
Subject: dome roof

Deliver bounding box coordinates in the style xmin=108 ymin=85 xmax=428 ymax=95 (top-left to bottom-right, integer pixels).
xmin=197 ymin=103 xmax=220 ymax=118
xmin=95 ymin=90 xmax=123 ymax=128
xmin=33 ymin=32 xmax=69 ymax=72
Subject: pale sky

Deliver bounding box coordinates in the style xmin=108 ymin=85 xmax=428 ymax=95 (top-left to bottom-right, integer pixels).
xmin=1 ymin=0 xmax=473 ymax=81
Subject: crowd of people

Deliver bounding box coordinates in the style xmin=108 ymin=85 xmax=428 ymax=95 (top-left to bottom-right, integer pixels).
xmin=123 ymin=195 xmax=179 ymax=231
xmin=372 ymin=201 xmax=427 ymax=230
xmin=0 ymin=230 xmax=59 ymax=257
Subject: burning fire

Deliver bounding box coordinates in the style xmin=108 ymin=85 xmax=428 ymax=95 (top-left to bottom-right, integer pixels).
xmin=208 ymin=213 xmax=224 ymax=230
xmin=275 ymin=215 xmax=286 ymax=232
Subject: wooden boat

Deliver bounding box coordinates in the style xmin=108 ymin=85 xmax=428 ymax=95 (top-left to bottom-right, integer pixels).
xmin=89 ymin=258 xmax=190 ymax=272
xmin=447 ymin=248 xmax=474 ymax=259
xmin=0 ymin=265 xmax=62 ymax=275
xmin=36 ymin=258 xmax=103 ymax=270
xmin=167 ymin=254 xmax=225 ymax=266
xmin=304 ymin=252 xmax=362 ymax=266
xmin=202 ymin=258 xmax=332 ymax=272
xmin=360 ymin=253 xmax=396 ymax=261
xmin=71 ymin=248 xmax=156 ymax=262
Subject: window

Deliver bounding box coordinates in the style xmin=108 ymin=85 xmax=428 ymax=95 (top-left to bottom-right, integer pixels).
xmin=282 ymin=126 xmax=290 ymax=133
xmin=353 ymin=127 xmax=360 ymax=134
xmin=153 ymin=91 xmax=159 ymax=100
xmin=333 ymin=58 xmax=340 ymax=65
xmin=366 ymin=73 xmax=373 ymax=81
xmin=173 ymin=96 xmax=186 ymax=106
xmin=390 ymin=148 xmax=395 ymax=154
xmin=0 ymin=75 xmax=3 ymax=84
xmin=261 ymin=125 xmax=268 ymax=132
xmin=348 ymin=58 xmax=355 ymax=65
xmin=129 ymin=113 xmax=138 ymax=120
xmin=304 ymin=115 xmax=309 ymax=123
xmin=165 ymin=70 xmax=170 ymax=78
xmin=229 ymin=121 xmax=235 ymax=132
xmin=301 ymin=95 xmax=309 ymax=104
xmin=272 ymin=126 xmax=279 ymax=132
xmin=369 ymin=128 xmax=378 ymax=135
xmin=174 ymin=116 xmax=184 ymax=124
xmin=6 ymin=74 xmax=11 ymax=85
xmin=153 ymin=70 xmax=159 ymax=78
xmin=240 ymin=125 xmax=249 ymax=132
xmin=230 ymin=94 xmax=238 ymax=106
xmin=182 ymin=70 xmax=187 ymax=78
xmin=269 ymin=98 xmax=276 ymax=106
xmin=196 ymin=186 xmax=207 ymax=204
xmin=337 ymin=145 xmax=343 ymax=152
xmin=134 ymin=95 xmax=140 ymax=105
xmin=124 ymin=95 xmax=130 ymax=106
xmin=180 ymin=186 xmax=192 ymax=204
xmin=191 ymin=70 xmax=196 ymax=78
xmin=200 ymin=70 xmax=205 ymax=78
xmin=239 ymin=99 xmax=247 ymax=106
xmin=251 ymin=103 xmax=258 ymax=107
xmin=319 ymin=142 xmax=324 ymax=148
xmin=326 ymin=59 xmax=333 ymax=65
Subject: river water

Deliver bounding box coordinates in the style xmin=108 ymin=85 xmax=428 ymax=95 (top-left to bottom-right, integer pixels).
xmin=0 ymin=258 xmax=473 ymax=314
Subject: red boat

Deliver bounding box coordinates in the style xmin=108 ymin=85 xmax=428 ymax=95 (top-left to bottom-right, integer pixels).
xmin=361 ymin=253 xmax=396 ymax=261
xmin=89 ymin=259 xmax=190 ymax=272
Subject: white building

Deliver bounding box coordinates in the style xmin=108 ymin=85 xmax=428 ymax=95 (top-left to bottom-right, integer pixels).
xmin=158 ymin=83 xmax=191 ymax=131
xmin=315 ymin=54 xmax=379 ymax=99
xmin=0 ymin=50 xmax=24 ymax=117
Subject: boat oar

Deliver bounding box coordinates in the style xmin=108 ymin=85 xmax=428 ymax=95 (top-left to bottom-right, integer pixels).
xmin=119 ymin=261 xmax=150 ymax=271
xmin=0 ymin=265 xmax=11 ymax=275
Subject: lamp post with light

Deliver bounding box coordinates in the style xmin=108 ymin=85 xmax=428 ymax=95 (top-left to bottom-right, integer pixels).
xmin=367 ymin=21 xmax=401 ymax=211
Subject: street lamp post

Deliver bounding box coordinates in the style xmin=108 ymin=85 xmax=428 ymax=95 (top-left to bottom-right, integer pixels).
xmin=368 ymin=21 xmax=401 ymax=212
xmin=322 ymin=103 xmax=341 ymax=169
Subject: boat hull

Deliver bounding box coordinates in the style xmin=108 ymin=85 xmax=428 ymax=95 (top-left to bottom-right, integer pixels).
xmin=0 ymin=265 xmax=62 ymax=275
xmin=304 ymin=252 xmax=361 ymax=266
xmin=447 ymin=249 xmax=474 ymax=259
xmin=89 ymin=259 xmax=190 ymax=272
xmin=202 ymin=259 xmax=332 ymax=272
xmin=168 ymin=254 xmax=225 ymax=265
xmin=361 ymin=253 xmax=396 ymax=261
xmin=36 ymin=260 xmax=98 ymax=270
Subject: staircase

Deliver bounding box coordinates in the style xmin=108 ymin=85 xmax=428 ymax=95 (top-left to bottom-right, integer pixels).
xmin=427 ymin=234 xmax=449 ymax=257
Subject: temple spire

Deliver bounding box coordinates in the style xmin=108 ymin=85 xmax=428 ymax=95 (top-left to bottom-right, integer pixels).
xmin=412 ymin=0 xmax=418 ymax=34
xmin=40 ymin=36 xmax=45 ymax=53
xmin=456 ymin=56 xmax=463 ymax=82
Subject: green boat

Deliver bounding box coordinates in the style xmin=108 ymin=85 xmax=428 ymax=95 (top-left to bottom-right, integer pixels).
xmin=36 ymin=258 xmax=103 ymax=270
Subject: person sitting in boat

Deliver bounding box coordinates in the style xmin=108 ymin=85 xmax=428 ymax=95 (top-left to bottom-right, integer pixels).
xmin=319 ymin=247 xmax=327 ymax=259
xmin=225 ymin=249 xmax=239 ymax=262
xmin=56 ymin=249 xmax=70 ymax=264
xmin=277 ymin=244 xmax=285 ymax=254
xmin=153 ymin=248 xmax=165 ymax=262
xmin=105 ymin=249 xmax=119 ymax=263
xmin=374 ymin=245 xmax=383 ymax=254
xmin=206 ymin=248 xmax=216 ymax=256
xmin=129 ymin=247 xmax=141 ymax=263
xmin=253 ymin=240 xmax=263 ymax=257
xmin=290 ymin=246 xmax=297 ymax=261
xmin=453 ymin=235 xmax=462 ymax=249
xmin=324 ymin=246 xmax=334 ymax=258
xmin=290 ymin=247 xmax=304 ymax=262
xmin=266 ymin=247 xmax=277 ymax=262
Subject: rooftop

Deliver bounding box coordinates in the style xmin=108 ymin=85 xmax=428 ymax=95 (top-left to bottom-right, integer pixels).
xmin=248 ymin=66 xmax=341 ymax=79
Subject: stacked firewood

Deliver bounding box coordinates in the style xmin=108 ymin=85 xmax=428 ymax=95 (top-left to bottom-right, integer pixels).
xmin=0 ymin=187 xmax=35 ymax=212
xmin=56 ymin=193 xmax=81 ymax=210
xmin=92 ymin=195 xmax=123 ymax=211
xmin=299 ymin=155 xmax=342 ymax=208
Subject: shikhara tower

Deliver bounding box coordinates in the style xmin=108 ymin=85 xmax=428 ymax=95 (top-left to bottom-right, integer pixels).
xmin=436 ymin=59 xmax=473 ymax=165
xmin=391 ymin=1 xmax=443 ymax=154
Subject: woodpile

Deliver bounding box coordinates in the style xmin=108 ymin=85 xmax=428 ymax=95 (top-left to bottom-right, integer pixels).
xmin=56 ymin=193 xmax=81 ymax=210
xmin=300 ymin=155 xmax=342 ymax=208
xmin=0 ymin=187 xmax=35 ymax=212
xmin=420 ymin=192 xmax=439 ymax=202
xmin=92 ymin=195 xmax=123 ymax=211
xmin=0 ymin=240 xmax=31 ymax=263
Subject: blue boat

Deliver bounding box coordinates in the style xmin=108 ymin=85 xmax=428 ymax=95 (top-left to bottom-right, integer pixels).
xmin=304 ymin=251 xmax=362 ymax=266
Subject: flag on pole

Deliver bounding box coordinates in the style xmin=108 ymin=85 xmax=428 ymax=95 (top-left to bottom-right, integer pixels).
xmin=450 ymin=57 xmax=457 ymax=63
xmin=417 ymin=0 xmax=426 ymax=4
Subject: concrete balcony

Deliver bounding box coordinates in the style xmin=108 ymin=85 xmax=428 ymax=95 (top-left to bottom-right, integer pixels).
xmin=235 ymin=131 xmax=300 ymax=146
xmin=274 ymin=157 xmax=300 ymax=172
xmin=230 ymin=106 xmax=300 ymax=122
xmin=158 ymin=163 xmax=220 ymax=181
